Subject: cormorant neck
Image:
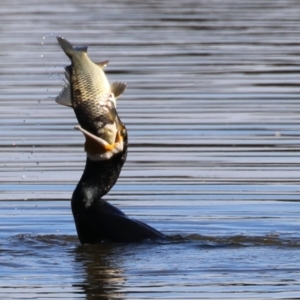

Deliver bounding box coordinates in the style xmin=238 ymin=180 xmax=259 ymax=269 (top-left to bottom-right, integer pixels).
xmin=72 ymin=153 xmax=126 ymax=208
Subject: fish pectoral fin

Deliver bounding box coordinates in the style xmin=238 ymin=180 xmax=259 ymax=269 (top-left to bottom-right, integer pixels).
xmin=74 ymin=126 xmax=123 ymax=156
xmin=117 ymin=122 xmax=127 ymax=138
xmin=95 ymin=60 xmax=109 ymax=68
xmin=107 ymin=104 xmax=118 ymax=123
xmin=64 ymin=65 xmax=72 ymax=81
xmin=110 ymin=82 xmax=127 ymax=99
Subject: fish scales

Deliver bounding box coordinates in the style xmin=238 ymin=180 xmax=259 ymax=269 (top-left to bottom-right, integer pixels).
xmin=74 ymin=100 xmax=117 ymax=140
xmin=56 ymin=37 xmax=126 ymax=144
xmin=70 ymin=53 xmax=110 ymax=108
xmin=69 ymin=52 xmax=112 ymax=137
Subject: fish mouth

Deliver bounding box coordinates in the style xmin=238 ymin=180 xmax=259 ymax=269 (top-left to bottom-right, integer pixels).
xmin=74 ymin=125 xmax=124 ymax=161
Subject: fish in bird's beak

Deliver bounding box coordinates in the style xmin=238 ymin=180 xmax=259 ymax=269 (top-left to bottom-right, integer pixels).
xmin=55 ymin=36 xmax=127 ymax=146
xmin=74 ymin=92 xmax=128 ymax=160
xmin=74 ymin=120 xmax=125 ymax=160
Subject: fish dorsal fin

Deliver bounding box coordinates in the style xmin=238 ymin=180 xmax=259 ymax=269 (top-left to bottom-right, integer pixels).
xmin=95 ymin=60 xmax=109 ymax=68
xmin=55 ymin=83 xmax=72 ymax=107
xmin=55 ymin=66 xmax=72 ymax=107
xmin=74 ymin=46 xmax=88 ymax=52
xmin=110 ymin=82 xmax=126 ymax=99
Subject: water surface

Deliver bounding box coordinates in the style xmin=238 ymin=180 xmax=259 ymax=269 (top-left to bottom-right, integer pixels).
xmin=0 ymin=0 xmax=300 ymax=299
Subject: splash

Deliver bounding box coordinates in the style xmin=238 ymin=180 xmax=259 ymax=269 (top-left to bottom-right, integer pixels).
xmin=180 ymin=233 xmax=300 ymax=248
xmin=7 ymin=233 xmax=300 ymax=249
xmin=40 ymin=33 xmax=66 ymax=102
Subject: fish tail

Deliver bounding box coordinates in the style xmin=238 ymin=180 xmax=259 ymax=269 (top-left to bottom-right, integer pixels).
xmin=56 ymin=36 xmax=88 ymax=57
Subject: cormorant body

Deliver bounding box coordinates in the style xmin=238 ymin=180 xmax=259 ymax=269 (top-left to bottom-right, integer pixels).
xmin=56 ymin=37 xmax=165 ymax=244
xmin=72 ymin=156 xmax=166 ymax=244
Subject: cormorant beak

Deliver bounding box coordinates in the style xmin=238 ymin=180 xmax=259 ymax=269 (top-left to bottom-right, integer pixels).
xmin=74 ymin=125 xmax=124 ymax=160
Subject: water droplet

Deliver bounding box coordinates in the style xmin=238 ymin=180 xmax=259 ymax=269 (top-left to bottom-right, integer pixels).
xmin=41 ymin=42 xmax=44 ymax=45
xmin=22 ymin=175 xmax=25 ymax=179
xmin=41 ymin=54 xmax=43 ymax=58
xmin=36 ymin=162 xmax=39 ymax=165
xmin=43 ymin=36 xmax=45 ymax=40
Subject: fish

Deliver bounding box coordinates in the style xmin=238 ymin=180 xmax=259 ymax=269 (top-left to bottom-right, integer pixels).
xmin=74 ymin=92 xmax=127 ymax=160
xmin=55 ymin=36 xmax=127 ymax=143
xmin=55 ymin=36 xmax=128 ymax=160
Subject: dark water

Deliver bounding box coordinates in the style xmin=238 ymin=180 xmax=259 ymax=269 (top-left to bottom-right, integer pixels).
xmin=1 ymin=0 xmax=300 ymax=298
